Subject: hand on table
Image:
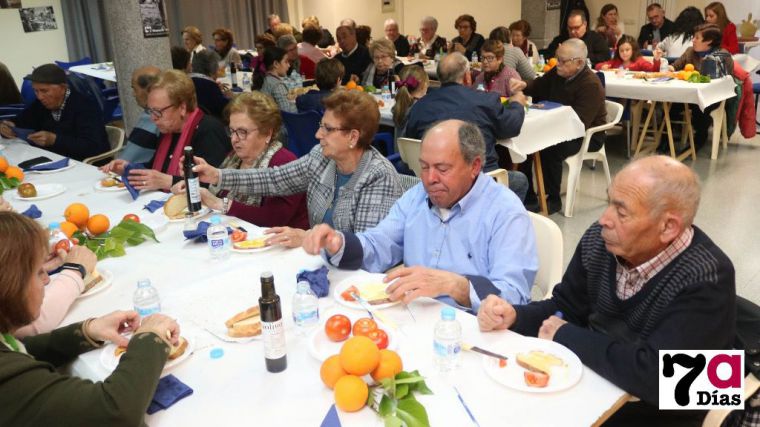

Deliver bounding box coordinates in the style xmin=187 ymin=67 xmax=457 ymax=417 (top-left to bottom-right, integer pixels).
xmin=538 ymin=315 xmax=567 ymax=341
xmin=43 ymin=248 xmax=67 ymax=273
xmin=87 ymin=310 xmax=141 ymax=347
xmin=600 ymin=64 xmax=611 ymax=71
xmin=302 ymin=224 xmax=343 ymax=255
xmin=478 ymin=294 xmax=516 ymax=331
xmin=509 ymin=91 xmax=528 ymax=107
xmin=127 ymin=168 xmax=172 ymax=191
xmin=451 ymin=42 xmax=466 ymax=54
xmin=28 ymin=131 xmax=56 ymax=147
xmin=0 ymin=120 xmax=16 ymax=139
xmin=99 ymin=159 xmax=129 ymax=175
xmin=384 ymin=266 xmax=470 ymax=306
xmin=509 ymin=78 xmax=527 ymax=93
xmin=264 ymin=226 xmax=306 ymax=248
xmin=0 ymin=196 xmax=13 ymax=212
xmin=135 ymin=314 xmax=181 ymax=347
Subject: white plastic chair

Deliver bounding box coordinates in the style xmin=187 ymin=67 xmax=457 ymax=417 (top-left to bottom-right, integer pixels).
xmin=563 ymin=100 xmax=624 ymax=218
xmin=527 ymin=212 xmax=563 ymax=300
xmin=486 ymin=168 xmax=509 ymax=187
xmin=83 ymin=125 xmax=124 ymax=164
xmin=397 ymin=137 xmax=422 ymax=177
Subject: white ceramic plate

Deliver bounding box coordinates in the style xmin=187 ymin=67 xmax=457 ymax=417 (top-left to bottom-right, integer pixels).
xmin=482 ymin=336 xmax=583 ymax=393
xmin=94 ymin=179 xmax=127 ymax=192
xmin=100 ymin=334 xmax=194 ymax=376
xmin=307 ymin=310 xmax=398 ymax=362
xmin=166 ymin=207 xmax=210 ymax=223
xmin=28 ymin=163 xmax=74 ymax=174
xmin=333 ymin=274 xmax=399 ymax=310
xmin=77 ymin=269 xmax=113 ymax=299
xmin=13 ymin=183 xmax=66 ymax=201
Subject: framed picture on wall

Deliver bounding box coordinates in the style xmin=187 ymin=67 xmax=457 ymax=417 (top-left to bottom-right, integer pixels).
xmin=19 ymin=6 xmax=57 ymax=33
xmin=546 ymin=0 xmax=561 ymax=11
xmin=382 ymin=0 xmax=394 ymax=13
xmin=139 ymin=0 xmax=169 ymax=38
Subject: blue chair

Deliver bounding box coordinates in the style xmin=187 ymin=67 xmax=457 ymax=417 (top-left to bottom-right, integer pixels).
xmin=372 ymin=131 xmax=401 ymax=164
xmin=281 ymin=110 xmax=322 ymax=157
xmin=55 ymin=57 xmax=93 ymax=70
xmin=0 ymin=106 xmax=23 ymax=121
xmin=20 ymin=80 xmax=35 ymax=105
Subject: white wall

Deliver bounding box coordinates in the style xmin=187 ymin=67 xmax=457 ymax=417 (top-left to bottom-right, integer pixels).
xmin=0 ymin=0 xmax=68 ymax=88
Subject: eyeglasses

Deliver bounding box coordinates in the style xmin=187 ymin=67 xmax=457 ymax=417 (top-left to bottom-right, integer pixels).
xmin=482 ymin=55 xmax=498 ymax=63
xmin=144 ymin=104 xmax=176 ymax=119
xmin=318 ymin=122 xmax=350 ymax=134
xmin=567 ymin=24 xmax=585 ymax=32
xmin=557 ymin=57 xmax=581 ymax=65
xmin=226 ymin=127 xmax=259 ymax=140
xmin=373 ymin=54 xmax=391 ymax=61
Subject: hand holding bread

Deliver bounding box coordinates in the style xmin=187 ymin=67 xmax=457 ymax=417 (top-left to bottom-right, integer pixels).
xmin=87 ymin=310 xmax=141 ymax=347
xmin=136 ymin=314 xmax=181 ymax=347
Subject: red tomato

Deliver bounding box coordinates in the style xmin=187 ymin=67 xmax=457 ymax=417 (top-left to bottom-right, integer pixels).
xmin=367 ymin=328 xmax=389 ymax=349
xmin=352 ymin=318 xmax=378 ymax=337
xmin=325 ymin=314 xmax=351 ymax=342
xmin=498 ymin=358 xmax=508 ymax=368
xmin=230 ymin=230 xmax=247 ymax=243
xmin=54 ymin=239 xmax=71 ymax=253
xmin=122 ymin=213 xmax=140 ymax=223
xmin=340 ymin=285 xmax=358 ymax=302
xmin=524 ymin=371 xmax=549 ymax=387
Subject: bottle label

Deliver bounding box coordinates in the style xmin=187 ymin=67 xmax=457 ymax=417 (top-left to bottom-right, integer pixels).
xmin=433 ymin=340 xmax=461 ymax=357
xmin=187 ymin=177 xmax=201 ymax=204
xmin=209 ymin=238 xmax=225 ymax=249
xmin=262 ymin=320 xmax=286 ymax=359
xmin=293 ymin=309 xmax=318 ymax=325
xmin=136 ymin=306 xmax=160 ymax=317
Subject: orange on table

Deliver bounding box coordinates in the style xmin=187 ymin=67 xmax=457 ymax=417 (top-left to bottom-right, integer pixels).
xmin=0 ymin=156 xmax=8 ymax=173
xmin=548 ymin=57 xmax=558 ymax=67
xmin=87 ymin=214 xmax=110 ymax=235
xmin=334 ymin=375 xmax=368 ymax=412
xmin=543 ymin=64 xmax=552 ymax=73
xmin=60 ymin=221 xmax=79 ymax=239
xmin=370 ymin=349 xmax=403 ymax=381
xmin=355 ymin=85 xmax=363 ymax=91
xmin=339 ymin=335 xmax=380 ymax=376
xmin=684 ymin=63 xmax=695 ymax=72
xmin=320 ymin=354 xmax=348 ymax=389
xmin=345 ymin=80 xmax=357 ymax=90
xmin=64 ymin=203 xmax=90 ymax=228
xmin=4 ymin=165 xmax=23 ymax=182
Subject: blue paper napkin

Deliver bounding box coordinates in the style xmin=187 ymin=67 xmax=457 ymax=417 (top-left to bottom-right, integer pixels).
xmin=123 ymin=162 xmax=146 ymax=200
xmin=21 ymin=204 xmax=41 ymax=219
xmin=11 ymin=127 xmax=34 ymax=141
xmin=182 ymin=220 xmax=234 ymax=242
xmin=143 ymin=199 xmax=166 ymax=213
xmin=320 ymin=404 xmax=341 ymax=427
xmin=296 ymin=266 xmax=330 ymax=298
xmin=531 ymin=100 xmax=563 ymax=110
xmin=24 ymin=157 xmax=69 ymax=172
xmin=146 ymin=374 xmax=193 ymax=415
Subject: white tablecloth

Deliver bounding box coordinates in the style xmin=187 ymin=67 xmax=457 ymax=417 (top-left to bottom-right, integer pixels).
xmin=0 ymin=139 xmax=627 ymax=426
xmin=69 ymin=62 xmax=117 ymax=82
xmin=397 ymin=56 xmax=437 ymax=79
xmin=603 ymin=72 xmax=736 ymax=111
xmin=499 ymin=106 xmax=587 ymax=163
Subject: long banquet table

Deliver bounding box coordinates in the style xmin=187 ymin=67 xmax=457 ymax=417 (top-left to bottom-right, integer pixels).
xmin=1 ymin=139 xmax=628 ymax=426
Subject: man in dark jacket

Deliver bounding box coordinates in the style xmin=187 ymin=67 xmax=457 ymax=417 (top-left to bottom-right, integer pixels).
xmin=545 ymin=9 xmax=609 ymax=66
xmin=0 ymin=64 xmax=108 ymax=161
xmin=336 ymin=25 xmax=371 ymax=84
xmin=638 ymin=3 xmax=676 ymax=49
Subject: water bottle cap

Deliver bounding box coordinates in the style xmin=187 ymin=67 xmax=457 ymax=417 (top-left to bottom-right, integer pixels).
xmin=210 ymin=215 xmax=221 ymax=225
xmin=49 ymin=222 xmax=60 ymax=229
xmin=137 ymin=278 xmax=151 ymax=287
xmin=297 ymin=281 xmax=311 ymax=292
xmin=441 ymin=307 xmax=455 ymax=320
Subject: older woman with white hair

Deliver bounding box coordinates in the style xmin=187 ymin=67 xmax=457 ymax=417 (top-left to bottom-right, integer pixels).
xmin=361 ymin=39 xmax=403 ymax=89
xmin=409 ymin=16 xmax=447 ymax=59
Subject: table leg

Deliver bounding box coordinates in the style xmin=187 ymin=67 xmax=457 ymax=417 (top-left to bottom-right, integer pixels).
xmin=661 ymin=102 xmax=676 ymax=158
xmin=678 ymin=103 xmax=697 ymax=162
xmin=533 ymin=151 xmax=548 ymax=216
xmin=634 ymin=101 xmax=657 ymax=157
xmin=709 ymin=100 xmax=727 ymax=160
xmin=592 ymin=393 xmax=634 ymax=427
xmin=630 ymin=100 xmax=644 ymax=156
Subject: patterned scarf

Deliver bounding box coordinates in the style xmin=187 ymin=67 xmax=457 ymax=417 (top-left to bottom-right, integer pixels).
xmin=51 ymin=88 xmax=70 ymax=122
xmin=210 ymin=140 xmax=283 ymax=206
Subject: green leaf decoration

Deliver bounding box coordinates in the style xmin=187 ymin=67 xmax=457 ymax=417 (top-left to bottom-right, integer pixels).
xmin=396 ymin=397 xmax=431 ymax=427
xmin=384 ymin=415 xmax=404 ymax=427
xmin=378 ymin=395 xmax=394 ymax=417
xmin=396 ymin=384 xmax=409 ymax=400
xmin=69 ymin=219 xmax=157 ymax=260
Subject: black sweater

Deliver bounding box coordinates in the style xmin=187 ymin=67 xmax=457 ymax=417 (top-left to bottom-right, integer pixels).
xmin=512 ymin=223 xmax=736 ymax=405
xmin=545 ymin=30 xmax=610 ymax=66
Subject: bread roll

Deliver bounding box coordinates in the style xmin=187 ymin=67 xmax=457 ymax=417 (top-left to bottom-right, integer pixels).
xmin=163 ymin=194 xmax=188 ymax=219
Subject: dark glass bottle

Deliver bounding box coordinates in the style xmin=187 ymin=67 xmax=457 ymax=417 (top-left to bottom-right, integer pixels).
xmin=230 ymin=62 xmax=238 ymax=88
xmin=183 ymin=146 xmax=201 ymax=213
xmin=259 ymin=271 xmax=287 ymax=372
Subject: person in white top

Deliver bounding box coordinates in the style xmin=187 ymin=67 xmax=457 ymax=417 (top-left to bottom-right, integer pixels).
xmin=656 ymin=6 xmax=704 ymax=58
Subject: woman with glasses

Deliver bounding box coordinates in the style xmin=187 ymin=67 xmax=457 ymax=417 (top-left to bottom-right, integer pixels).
xmin=188 ymin=90 xmax=403 ymax=248
xmin=172 ymin=92 xmax=308 ymax=230
xmin=361 ymin=39 xmax=403 ymax=89
xmin=100 ymin=70 xmax=229 ymax=191
xmin=212 ymin=28 xmax=243 ymax=70
xmin=472 ymin=40 xmax=521 ymax=97
xmin=449 ymin=14 xmax=485 ymax=59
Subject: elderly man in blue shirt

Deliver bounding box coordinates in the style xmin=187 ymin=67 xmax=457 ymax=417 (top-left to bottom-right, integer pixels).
xmin=303 ymin=119 xmax=538 ymax=311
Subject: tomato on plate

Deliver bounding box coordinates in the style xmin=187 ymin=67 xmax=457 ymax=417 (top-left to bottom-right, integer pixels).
xmin=340 ymin=285 xmax=358 ymax=301
xmin=325 ymin=314 xmax=351 ymax=342
xmin=54 ymin=239 xmax=71 ymax=253
xmin=367 ymin=328 xmax=388 ymax=349
xmin=352 ymin=318 xmax=377 ymax=337
xmin=498 ymin=358 xmax=508 ymax=368
xmin=230 ymin=229 xmax=247 ymax=243
xmin=122 ymin=213 xmax=140 ymax=223
xmin=524 ymin=371 xmax=549 ymax=388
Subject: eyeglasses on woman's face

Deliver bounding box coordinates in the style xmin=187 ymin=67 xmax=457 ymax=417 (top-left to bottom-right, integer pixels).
xmin=318 ymin=121 xmax=350 ymax=134
xmin=226 ymin=127 xmax=259 ymax=140
xmin=144 ymin=104 xmax=176 ymax=119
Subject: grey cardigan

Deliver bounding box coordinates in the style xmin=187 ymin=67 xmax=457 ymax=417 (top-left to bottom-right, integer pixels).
xmin=218 ymin=145 xmax=403 ymax=232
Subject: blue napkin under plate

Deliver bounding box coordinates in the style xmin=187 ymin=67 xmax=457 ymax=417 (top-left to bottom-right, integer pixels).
xmin=123 ymin=162 xmax=146 ymax=200
xmin=24 ymin=157 xmax=69 ymax=172
xmin=531 ymin=100 xmax=563 ymax=110
xmin=182 ymin=220 xmax=233 ymax=242
xmin=320 ymin=404 xmax=341 ymax=427
xmin=21 ymin=204 xmax=41 ymax=219
xmin=146 ymin=374 xmax=193 ymax=415
xmin=296 ymin=266 xmax=330 ymax=298
xmin=143 ymin=199 xmax=166 ymax=213
xmin=11 ymin=127 xmax=34 ymax=142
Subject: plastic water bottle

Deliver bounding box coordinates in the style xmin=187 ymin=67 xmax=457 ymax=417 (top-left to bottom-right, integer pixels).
xmin=242 ymin=72 xmax=251 ymax=89
xmin=292 ymin=281 xmax=319 ymax=336
xmin=471 ymin=51 xmax=479 ymax=64
xmin=381 ymin=84 xmax=391 ymax=102
xmin=476 ymin=83 xmax=486 ymax=92
xmin=133 ymin=278 xmax=161 ymax=317
xmin=433 ymin=307 xmax=462 ymax=372
xmin=659 ymin=56 xmax=670 ymax=73
xmin=207 ymin=215 xmax=230 ymax=260
xmin=48 ymin=222 xmax=71 ymax=252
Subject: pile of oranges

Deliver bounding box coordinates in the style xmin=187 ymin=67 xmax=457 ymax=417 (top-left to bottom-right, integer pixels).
xmin=674 ymin=63 xmax=697 ymax=81
xmin=344 ymin=80 xmax=364 ymax=92
xmin=542 ymin=58 xmax=558 ymax=73
xmin=63 ymin=202 xmax=110 ymax=236
xmin=0 ymin=155 xmax=25 ymax=183
xmin=320 ymin=336 xmax=403 ymax=412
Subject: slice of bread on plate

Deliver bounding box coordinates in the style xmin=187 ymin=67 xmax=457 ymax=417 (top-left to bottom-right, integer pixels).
xmin=225 ymin=305 xmax=261 ymax=337
xmin=163 ymin=194 xmax=188 ymax=219
xmin=168 ymin=336 xmax=189 ymax=360
xmin=83 ymin=270 xmax=103 ymax=293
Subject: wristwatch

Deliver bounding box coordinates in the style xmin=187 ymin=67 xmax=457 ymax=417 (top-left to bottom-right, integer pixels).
xmin=222 ymin=196 xmax=231 ymax=214
xmin=61 ymin=262 xmax=86 ymax=279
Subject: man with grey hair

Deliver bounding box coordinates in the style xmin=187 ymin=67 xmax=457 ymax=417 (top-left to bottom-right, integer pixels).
xmin=117 ymin=66 xmax=162 ymax=163
xmin=405 ymin=52 xmax=529 ymax=200
xmin=276 ymin=34 xmax=303 ymax=91
xmin=266 ymin=14 xmax=281 ymax=35
xmin=188 ymin=49 xmax=229 ymax=119
xmin=545 ymin=9 xmax=609 ymax=66
xmin=479 ymin=155 xmax=735 ymax=424
xmin=384 ymin=18 xmax=409 ymax=56
xmin=409 ymin=16 xmax=447 ymax=58
xmin=303 ymin=119 xmax=538 ymax=311
xmin=511 ymin=38 xmax=606 ymax=214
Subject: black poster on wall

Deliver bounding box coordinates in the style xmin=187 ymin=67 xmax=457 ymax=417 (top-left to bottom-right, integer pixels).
xmin=139 ymin=0 xmax=168 ymax=38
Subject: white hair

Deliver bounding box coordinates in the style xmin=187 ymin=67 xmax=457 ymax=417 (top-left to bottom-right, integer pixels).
xmin=421 ymin=16 xmax=438 ymax=31
xmin=384 ymin=19 xmax=398 ymax=28
xmin=561 ymin=38 xmax=588 ymax=59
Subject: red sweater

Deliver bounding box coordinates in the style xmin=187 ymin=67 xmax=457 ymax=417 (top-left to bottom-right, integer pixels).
xmin=721 ymin=22 xmax=739 ymax=54
xmin=224 ymin=148 xmax=310 ymax=230
xmin=594 ymin=56 xmax=660 ymax=71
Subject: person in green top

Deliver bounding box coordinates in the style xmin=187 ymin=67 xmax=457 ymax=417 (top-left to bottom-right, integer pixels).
xmin=0 ymin=211 xmax=180 ymax=427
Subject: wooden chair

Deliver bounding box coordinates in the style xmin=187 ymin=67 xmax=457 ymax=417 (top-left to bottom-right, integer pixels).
xmin=83 ymin=125 xmax=124 ymax=165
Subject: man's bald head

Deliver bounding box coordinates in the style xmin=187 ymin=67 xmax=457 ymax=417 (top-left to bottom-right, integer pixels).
xmin=437 ymin=52 xmax=469 ymax=84
xmin=131 ymin=65 xmax=161 ymax=108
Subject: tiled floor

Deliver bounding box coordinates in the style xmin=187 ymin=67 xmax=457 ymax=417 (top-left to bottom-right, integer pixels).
xmin=547 ymin=129 xmax=760 ymax=305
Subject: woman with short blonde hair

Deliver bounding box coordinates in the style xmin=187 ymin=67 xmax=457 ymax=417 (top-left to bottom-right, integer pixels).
xmin=362 ymin=38 xmax=402 ymax=89
xmin=182 ymin=25 xmax=205 ymax=60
